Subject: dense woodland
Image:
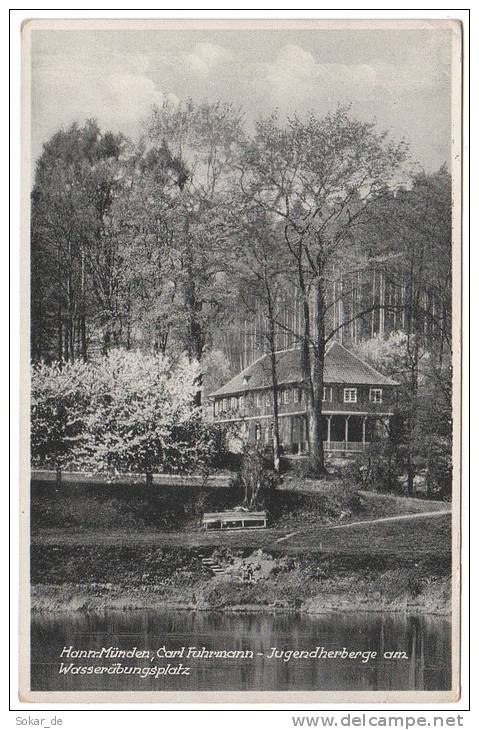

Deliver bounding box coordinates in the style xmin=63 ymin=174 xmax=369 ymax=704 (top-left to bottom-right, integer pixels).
xmin=30 ymin=101 xmax=452 ymax=493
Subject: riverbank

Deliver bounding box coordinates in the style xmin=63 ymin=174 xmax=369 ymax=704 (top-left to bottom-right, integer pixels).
xmin=30 ymin=477 xmax=451 ymax=617
xmin=31 ymin=524 xmax=451 ymax=616
xmin=31 ymin=571 xmax=451 ymax=616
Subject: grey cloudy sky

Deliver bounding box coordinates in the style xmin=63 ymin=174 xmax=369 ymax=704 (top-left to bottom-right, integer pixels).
xmin=30 ymin=23 xmax=454 ymax=170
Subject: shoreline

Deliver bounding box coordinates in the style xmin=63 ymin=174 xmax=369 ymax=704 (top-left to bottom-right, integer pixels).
xmin=30 ymin=483 xmax=452 ymax=621
xmin=31 ymin=579 xmax=451 ymax=617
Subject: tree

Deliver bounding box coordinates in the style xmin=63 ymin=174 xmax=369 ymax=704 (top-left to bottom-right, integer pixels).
xmin=355 ymin=330 xmax=451 ymax=498
xmin=83 ymin=350 xmax=202 ymax=483
xmin=138 ymin=99 xmax=244 ymax=402
xmin=239 ymin=107 xmax=409 ymax=474
xmin=229 ymin=208 xmax=291 ymax=471
xmin=360 ymin=168 xmax=452 ymax=494
xmin=237 ymin=443 xmax=277 ymax=510
xmin=31 ymin=120 xmax=126 ymax=361
xmin=31 ymin=350 xmax=227 ymax=483
xmin=31 ymin=359 xmax=90 ymax=482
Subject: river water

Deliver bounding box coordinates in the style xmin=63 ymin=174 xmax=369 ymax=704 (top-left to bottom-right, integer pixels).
xmin=31 ymin=609 xmax=451 ymax=692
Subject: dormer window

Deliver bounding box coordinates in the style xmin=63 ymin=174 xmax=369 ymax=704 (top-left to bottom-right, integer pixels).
xmin=243 ymin=374 xmax=251 ymax=386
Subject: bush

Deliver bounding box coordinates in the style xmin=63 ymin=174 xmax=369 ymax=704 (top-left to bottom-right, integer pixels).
xmin=352 ymin=445 xmax=402 ymax=494
xmin=232 ymin=443 xmax=279 ymax=511
xmin=31 ymin=350 xmax=229 ymax=480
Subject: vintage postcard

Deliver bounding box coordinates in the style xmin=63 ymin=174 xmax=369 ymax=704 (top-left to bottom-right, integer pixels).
xmin=19 ymin=17 xmax=463 ymax=703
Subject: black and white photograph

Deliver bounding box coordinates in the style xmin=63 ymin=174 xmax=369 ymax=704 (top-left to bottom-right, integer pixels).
xmin=20 ymin=17 xmax=462 ymax=702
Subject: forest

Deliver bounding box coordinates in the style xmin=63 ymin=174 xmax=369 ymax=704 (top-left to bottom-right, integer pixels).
xmin=30 ymin=100 xmax=452 ymax=494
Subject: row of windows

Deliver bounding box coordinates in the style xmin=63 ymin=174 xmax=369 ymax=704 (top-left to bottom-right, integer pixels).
xmin=215 ymin=387 xmax=383 ymax=414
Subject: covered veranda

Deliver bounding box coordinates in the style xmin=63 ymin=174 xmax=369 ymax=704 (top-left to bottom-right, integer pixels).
xmin=289 ymin=413 xmax=387 ymax=455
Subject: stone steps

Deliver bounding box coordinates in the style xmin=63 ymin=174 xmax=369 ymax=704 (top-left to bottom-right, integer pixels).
xmin=199 ymin=554 xmax=226 ymax=575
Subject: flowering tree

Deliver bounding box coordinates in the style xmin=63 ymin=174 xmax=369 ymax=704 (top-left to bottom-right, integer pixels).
xmin=83 ymin=350 xmax=206 ymax=482
xmin=31 ymin=350 xmax=228 ymax=483
xmin=31 ymin=360 xmax=90 ymax=482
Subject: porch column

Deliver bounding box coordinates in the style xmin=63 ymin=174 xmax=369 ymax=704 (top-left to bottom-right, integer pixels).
xmin=362 ymin=416 xmax=367 ymax=445
xmin=326 ymin=415 xmax=332 ymax=445
xmin=344 ymin=415 xmax=350 ymax=445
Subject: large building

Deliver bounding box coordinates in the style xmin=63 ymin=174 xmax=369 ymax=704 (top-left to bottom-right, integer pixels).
xmin=209 ymin=341 xmax=398 ymax=454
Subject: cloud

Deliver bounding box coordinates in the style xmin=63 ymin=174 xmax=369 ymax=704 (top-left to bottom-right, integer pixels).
xmin=105 ymin=73 xmax=171 ymax=123
xmin=262 ymin=44 xmax=378 ymax=108
xmin=255 ymin=42 xmax=447 ymax=114
xmin=30 ymin=31 xmax=451 ymax=170
xmin=182 ymin=42 xmax=233 ymax=78
xmin=31 ymin=51 xmax=178 ymax=159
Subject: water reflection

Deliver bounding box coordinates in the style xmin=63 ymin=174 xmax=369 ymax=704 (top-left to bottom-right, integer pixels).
xmin=31 ymin=610 xmax=451 ymax=692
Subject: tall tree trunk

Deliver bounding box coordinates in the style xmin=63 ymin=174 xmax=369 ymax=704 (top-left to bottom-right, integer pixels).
xmin=80 ymin=315 xmax=87 ymax=359
xmin=126 ymin=284 xmax=132 ymax=351
xmin=184 ymin=273 xmax=205 ymax=406
xmin=63 ymin=318 xmax=69 ymax=362
xmin=265 ymin=293 xmax=281 ymax=473
xmin=80 ymin=248 xmax=87 ymax=359
xmin=297 ymin=250 xmax=314 ymax=455
xmin=308 ymin=276 xmax=326 ymax=476
xmin=66 ymin=238 xmax=74 ymax=362
xmin=57 ymin=305 xmax=63 ymax=361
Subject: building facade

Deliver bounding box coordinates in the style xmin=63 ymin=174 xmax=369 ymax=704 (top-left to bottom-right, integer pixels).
xmin=209 ymin=341 xmax=398 ymax=454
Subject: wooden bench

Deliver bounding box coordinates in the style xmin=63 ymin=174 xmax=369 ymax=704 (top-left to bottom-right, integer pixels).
xmin=202 ymin=510 xmax=267 ymax=531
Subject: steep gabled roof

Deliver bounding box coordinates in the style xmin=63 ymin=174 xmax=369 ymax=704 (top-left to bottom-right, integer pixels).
xmin=209 ymin=341 xmax=398 ymax=398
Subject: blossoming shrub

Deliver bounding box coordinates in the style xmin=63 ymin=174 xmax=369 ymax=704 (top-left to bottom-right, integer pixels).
xmin=31 ymin=359 xmax=91 ymax=473
xmin=31 ymin=350 xmax=227 ymax=480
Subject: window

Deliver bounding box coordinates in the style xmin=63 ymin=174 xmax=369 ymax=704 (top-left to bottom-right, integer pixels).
xmin=343 ymin=388 xmax=357 ymax=403
xmin=370 ymin=388 xmax=383 ymax=403
xmin=265 ymin=391 xmax=271 ymax=406
xmin=284 ymin=389 xmax=289 ymax=404
xmin=322 ymin=387 xmax=332 ymax=402
xmin=239 ymin=395 xmax=245 ymax=410
xmin=231 ymin=396 xmax=237 ymax=409
xmin=278 ymin=390 xmax=283 ymax=405
xmin=214 ymin=401 xmax=218 ymax=416
xmin=293 ymin=387 xmax=299 ymax=403
xmin=255 ymin=392 xmax=262 ymax=408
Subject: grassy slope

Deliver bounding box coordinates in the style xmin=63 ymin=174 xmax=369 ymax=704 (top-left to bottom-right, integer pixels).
xmin=31 ymin=512 xmax=450 ymax=560
xmin=30 ymin=479 xmax=451 ymax=614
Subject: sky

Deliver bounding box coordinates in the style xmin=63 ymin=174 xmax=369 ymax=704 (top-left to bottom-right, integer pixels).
xmin=29 ymin=23 xmax=454 ymax=170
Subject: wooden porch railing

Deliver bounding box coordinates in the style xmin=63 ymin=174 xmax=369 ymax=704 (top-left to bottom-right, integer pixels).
xmin=325 ymin=441 xmax=370 ymax=452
